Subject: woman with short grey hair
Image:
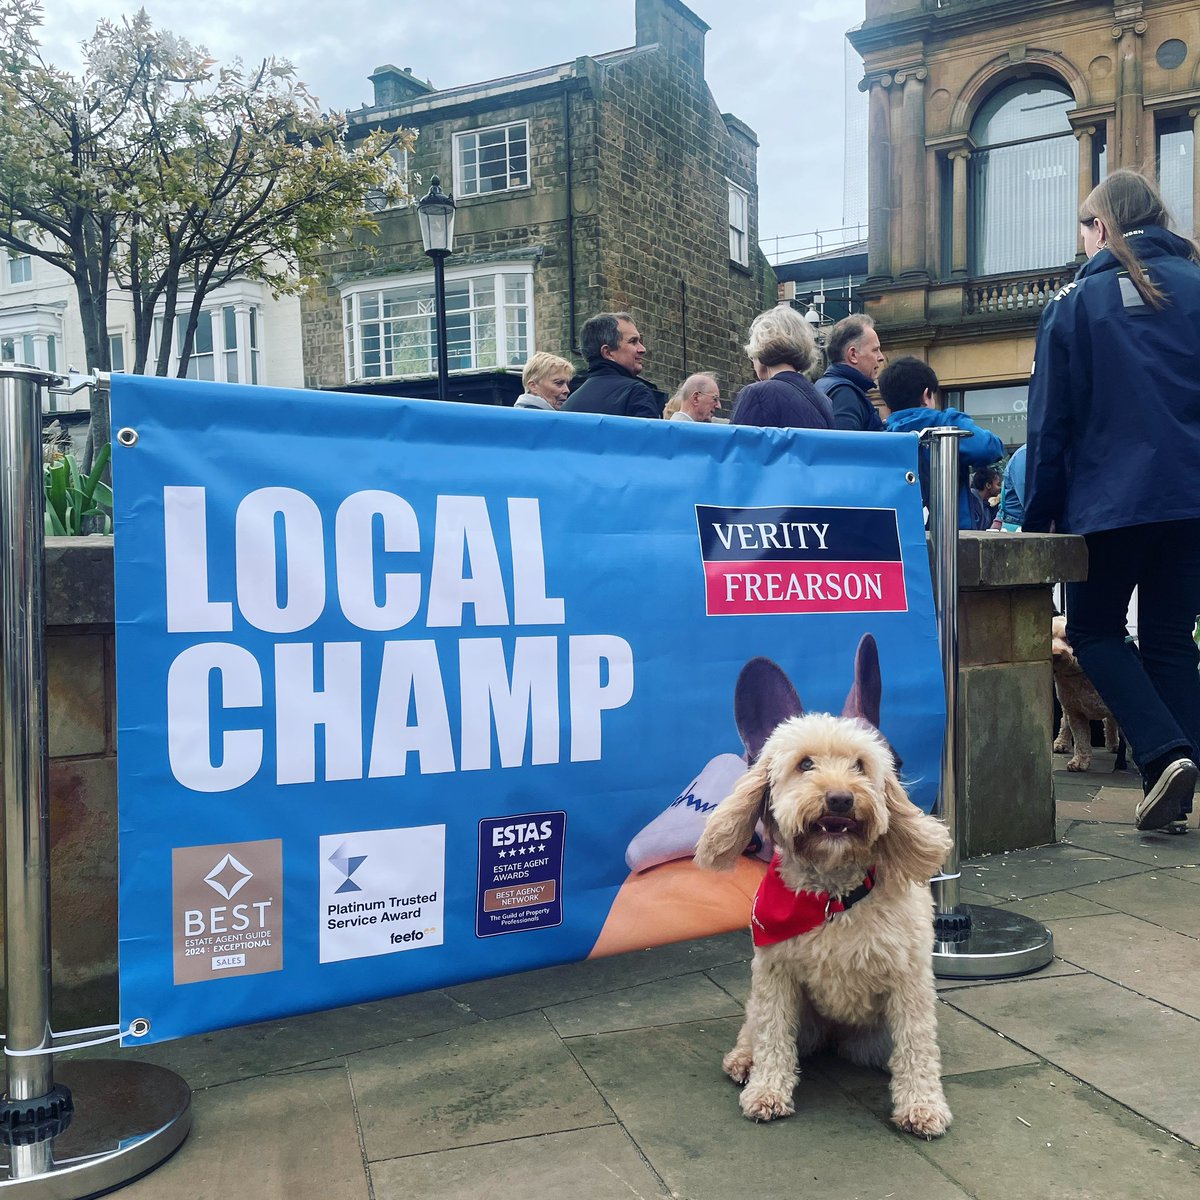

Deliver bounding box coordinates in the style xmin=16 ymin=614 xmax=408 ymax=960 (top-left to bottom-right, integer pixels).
xmin=515 ymin=352 xmax=576 ymax=410
xmin=730 ymin=306 xmax=833 ymax=429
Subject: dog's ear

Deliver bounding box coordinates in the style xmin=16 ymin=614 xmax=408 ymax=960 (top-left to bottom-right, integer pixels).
xmin=875 ymin=770 xmax=953 ymax=886
xmin=841 ymin=633 xmax=881 ymax=728
xmin=695 ymin=759 xmax=770 ymax=871
xmin=734 ymin=658 xmax=803 ymax=763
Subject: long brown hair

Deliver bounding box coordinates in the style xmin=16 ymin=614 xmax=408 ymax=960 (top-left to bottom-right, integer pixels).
xmin=1079 ymin=169 xmax=1200 ymax=309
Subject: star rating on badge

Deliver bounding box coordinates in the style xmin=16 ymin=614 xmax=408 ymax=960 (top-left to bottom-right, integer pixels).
xmin=496 ymin=843 xmax=549 ymax=859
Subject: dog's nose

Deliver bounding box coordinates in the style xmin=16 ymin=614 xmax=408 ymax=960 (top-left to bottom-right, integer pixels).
xmin=825 ymin=791 xmax=854 ymax=814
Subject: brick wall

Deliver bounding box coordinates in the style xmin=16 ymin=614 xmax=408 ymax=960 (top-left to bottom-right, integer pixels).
xmin=593 ymin=46 xmax=767 ymax=402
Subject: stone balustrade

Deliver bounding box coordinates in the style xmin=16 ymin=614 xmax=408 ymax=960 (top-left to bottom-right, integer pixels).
xmin=966 ymin=268 xmax=1073 ymax=316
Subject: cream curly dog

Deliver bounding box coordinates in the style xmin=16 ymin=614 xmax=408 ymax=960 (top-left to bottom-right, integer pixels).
xmin=694 ymin=712 xmax=953 ymax=1138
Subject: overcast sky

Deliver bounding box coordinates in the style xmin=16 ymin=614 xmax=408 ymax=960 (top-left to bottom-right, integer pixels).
xmin=35 ymin=0 xmax=868 ymax=252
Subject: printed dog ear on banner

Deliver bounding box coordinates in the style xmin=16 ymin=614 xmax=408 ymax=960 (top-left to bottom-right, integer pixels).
xmin=842 ymin=632 xmax=904 ymax=773
xmin=735 ymin=656 xmax=804 ymax=763
xmin=841 ymin=633 xmax=881 ymax=727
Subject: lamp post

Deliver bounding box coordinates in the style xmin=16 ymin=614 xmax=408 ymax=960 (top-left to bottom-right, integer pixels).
xmin=418 ymin=175 xmax=457 ymax=403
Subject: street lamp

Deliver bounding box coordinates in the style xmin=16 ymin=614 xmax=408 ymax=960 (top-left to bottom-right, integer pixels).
xmin=418 ymin=175 xmax=457 ymax=402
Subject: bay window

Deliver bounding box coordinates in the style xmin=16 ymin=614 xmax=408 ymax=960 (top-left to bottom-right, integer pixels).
xmin=342 ymin=266 xmax=534 ymax=382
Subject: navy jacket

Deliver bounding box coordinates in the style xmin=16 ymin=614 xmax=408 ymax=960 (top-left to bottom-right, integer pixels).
xmin=730 ymin=371 xmax=833 ymax=430
xmin=563 ymin=359 xmax=663 ymax=418
xmin=886 ymin=406 xmax=1004 ymax=530
xmin=815 ymin=363 xmax=884 ymax=432
xmin=1024 ymin=226 xmax=1200 ymax=534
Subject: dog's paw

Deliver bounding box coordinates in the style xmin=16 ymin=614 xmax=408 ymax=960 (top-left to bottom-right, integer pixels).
xmin=723 ymin=1047 xmax=753 ymax=1085
xmin=740 ymin=1084 xmax=794 ymax=1122
xmin=893 ymin=1100 xmax=952 ymax=1140
xmin=1052 ymin=739 xmax=1070 ymax=753
xmin=1066 ymin=758 xmax=1089 ymax=772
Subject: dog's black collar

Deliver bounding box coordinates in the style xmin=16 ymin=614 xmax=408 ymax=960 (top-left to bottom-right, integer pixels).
xmin=827 ymin=867 xmax=877 ymax=920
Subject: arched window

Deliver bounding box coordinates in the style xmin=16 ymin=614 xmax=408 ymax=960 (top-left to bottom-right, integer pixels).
xmin=969 ymin=79 xmax=1078 ymax=276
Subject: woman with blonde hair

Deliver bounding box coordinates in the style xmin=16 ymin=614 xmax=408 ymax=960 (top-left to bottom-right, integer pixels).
xmin=1025 ymin=168 xmax=1200 ymax=831
xmin=515 ymin=352 xmax=576 ymax=410
xmin=730 ymin=305 xmax=833 ymax=429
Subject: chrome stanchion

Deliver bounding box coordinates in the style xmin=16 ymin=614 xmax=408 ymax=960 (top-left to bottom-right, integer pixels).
xmin=1 ymin=364 xmax=191 ymax=1195
xmin=925 ymin=427 xmax=1055 ymax=979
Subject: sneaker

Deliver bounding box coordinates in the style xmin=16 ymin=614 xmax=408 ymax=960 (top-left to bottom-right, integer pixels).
xmin=1134 ymin=758 xmax=1199 ymax=831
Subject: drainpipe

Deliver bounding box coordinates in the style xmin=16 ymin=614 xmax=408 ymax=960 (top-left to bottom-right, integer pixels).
xmin=563 ymin=88 xmax=578 ymax=354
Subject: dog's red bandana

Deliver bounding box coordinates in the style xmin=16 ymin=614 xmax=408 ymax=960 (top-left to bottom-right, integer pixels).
xmin=751 ymin=856 xmax=877 ymax=947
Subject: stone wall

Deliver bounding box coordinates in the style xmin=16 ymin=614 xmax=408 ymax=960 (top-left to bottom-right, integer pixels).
xmin=955 ymin=531 xmax=1088 ymax=857
xmin=40 ymin=537 xmax=118 ymax=1023
xmin=594 ymin=46 xmax=765 ymax=397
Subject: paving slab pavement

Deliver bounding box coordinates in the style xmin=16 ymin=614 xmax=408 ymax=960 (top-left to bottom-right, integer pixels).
xmin=60 ymin=759 xmax=1200 ymax=1199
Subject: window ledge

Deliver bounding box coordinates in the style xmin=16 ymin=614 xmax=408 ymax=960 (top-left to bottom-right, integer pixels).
xmin=455 ymin=185 xmax=533 ymax=205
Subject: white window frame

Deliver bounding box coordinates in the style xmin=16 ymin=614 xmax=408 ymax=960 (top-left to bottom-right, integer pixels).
xmin=340 ymin=263 xmax=535 ymax=384
xmin=0 ymin=304 xmax=62 ymax=372
xmin=454 ymin=120 xmax=531 ymax=198
xmin=366 ymin=145 xmax=413 ymax=213
xmin=728 ymin=180 xmax=750 ymax=267
xmin=151 ymin=283 xmax=266 ymax=384
xmin=6 ymin=253 xmax=33 ymax=286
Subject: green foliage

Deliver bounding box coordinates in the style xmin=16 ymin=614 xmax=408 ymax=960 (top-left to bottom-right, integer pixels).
xmin=0 ymin=0 xmax=414 ymax=387
xmin=43 ymin=443 xmax=113 ymax=536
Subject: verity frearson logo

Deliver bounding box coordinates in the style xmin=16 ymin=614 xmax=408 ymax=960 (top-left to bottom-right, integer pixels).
xmin=327 ymin=844 xmax=367 ymax=894
xmin=319 ymin=826 xmax=445 ymax=964
xmin=172 ymin=839 xmax=283 ymax=985
xmin=695 ymin=505 xmax=908 ymax=617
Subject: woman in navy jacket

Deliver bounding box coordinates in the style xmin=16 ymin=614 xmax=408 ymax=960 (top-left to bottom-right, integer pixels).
xmin=730 ymin=305 xmax=834 ymax=430
xmin=1025 ymin=169 xmax=1200 ymax=831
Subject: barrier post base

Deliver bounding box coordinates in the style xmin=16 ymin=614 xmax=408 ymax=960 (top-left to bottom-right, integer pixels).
xmin=932 ymin=903 xmax=1055 ymax=979
xmin=0 ymin=1060 xmax=190 ymax=1196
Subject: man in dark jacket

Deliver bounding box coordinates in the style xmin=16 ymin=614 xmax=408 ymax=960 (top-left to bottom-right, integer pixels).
xmin=815 ymin=313 xmax=886 ymax=432
xmin=563 ymin=313 xmax=663 ymax=418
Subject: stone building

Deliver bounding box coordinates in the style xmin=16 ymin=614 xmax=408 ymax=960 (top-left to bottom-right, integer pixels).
xmin=301 ymin=0 xmax=774 ymax=406
xmin=849 ymin=0 xmax=1199 ymax=447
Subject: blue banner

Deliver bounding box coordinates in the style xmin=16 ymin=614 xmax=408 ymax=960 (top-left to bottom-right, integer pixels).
xmin=112 ymin=375 xmax=943 ymax=1045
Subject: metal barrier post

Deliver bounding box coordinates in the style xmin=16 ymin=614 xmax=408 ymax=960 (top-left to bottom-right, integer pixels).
xmin=924 ymin=427 xmax=1055 ymax=979
xmin=1 ymin=364 xmax=191 ymax=1195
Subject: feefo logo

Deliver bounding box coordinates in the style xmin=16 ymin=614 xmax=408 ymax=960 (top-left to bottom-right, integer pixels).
xmin=172 ymin=839 xmax=283 ymax=985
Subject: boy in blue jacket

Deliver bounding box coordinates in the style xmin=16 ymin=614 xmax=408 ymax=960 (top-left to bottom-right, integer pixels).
xmin=880 ymin=357 xmax=1004 ymax=530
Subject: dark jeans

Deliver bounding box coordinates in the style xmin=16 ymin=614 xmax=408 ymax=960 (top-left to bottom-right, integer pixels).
xmin=1066 ymin=519 xmax=1200 ymax=808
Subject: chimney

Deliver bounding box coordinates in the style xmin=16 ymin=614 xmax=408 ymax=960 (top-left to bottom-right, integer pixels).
xmin=635 ymin=0 xmax=709 ymax=74
xmin=369 ymin=65 xmax=435 ymax=108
